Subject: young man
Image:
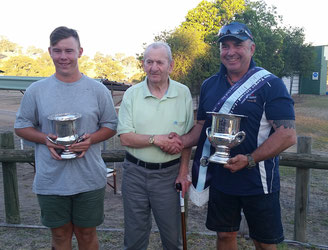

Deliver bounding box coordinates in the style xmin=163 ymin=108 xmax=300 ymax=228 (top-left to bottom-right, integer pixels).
xmin=117 ymin=42 xmax=193 ymax=250
xmin=15 ymin=26 xmax=117 ymax=249
xmin=180 ymin=22 xmax=297 ymax=250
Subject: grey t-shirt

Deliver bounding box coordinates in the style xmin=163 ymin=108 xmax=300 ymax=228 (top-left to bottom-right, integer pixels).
xmin=15 ymin=74 xmax=118 ymax=195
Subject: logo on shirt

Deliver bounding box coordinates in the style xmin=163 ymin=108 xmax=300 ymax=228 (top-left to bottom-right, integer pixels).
xmin=246 ymin=94 xmax=257 ymax=103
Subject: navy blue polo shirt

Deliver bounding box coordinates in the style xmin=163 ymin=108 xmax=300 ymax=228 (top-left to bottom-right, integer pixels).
xmin=197 ymin=60 xmax=295 ymax=195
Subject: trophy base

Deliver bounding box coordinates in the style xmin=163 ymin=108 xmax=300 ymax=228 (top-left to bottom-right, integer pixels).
xmin=61 ymin=152 xmax=77 ymax=159
xmin=208 ymin=154 xmax=230 ymax=164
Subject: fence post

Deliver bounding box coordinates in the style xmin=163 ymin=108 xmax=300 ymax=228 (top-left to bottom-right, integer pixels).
xmin=0 ymin=131 xmax=21 ymax=224
xmin=293 ymin=136 xmax=311 ymax=242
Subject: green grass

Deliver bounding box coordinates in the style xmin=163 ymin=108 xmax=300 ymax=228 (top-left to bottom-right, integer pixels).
xmin=294 ymin=95 xmax=328 ymax=151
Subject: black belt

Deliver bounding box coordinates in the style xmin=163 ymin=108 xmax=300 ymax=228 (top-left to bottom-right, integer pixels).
xmin=125 ymin=152 xmax=180 ymax=170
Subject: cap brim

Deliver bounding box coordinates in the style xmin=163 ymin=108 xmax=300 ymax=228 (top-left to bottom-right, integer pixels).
xmin=218 ymin=34 xmax=249 ymax=42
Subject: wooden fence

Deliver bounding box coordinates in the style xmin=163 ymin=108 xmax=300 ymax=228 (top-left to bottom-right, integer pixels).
xmin=1 ymin=131 xmax=328 ymax=243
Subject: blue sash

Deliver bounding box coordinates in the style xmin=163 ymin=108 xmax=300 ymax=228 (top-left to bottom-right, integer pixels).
xmin=189 ymin=67 xmax=277 ymax=206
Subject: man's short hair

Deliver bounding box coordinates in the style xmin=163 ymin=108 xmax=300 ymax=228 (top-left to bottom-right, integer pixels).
xmin=50 ymin=26 xmax=81 ymax=47
xmin=144 ymin=42 xmax=173 ymax=62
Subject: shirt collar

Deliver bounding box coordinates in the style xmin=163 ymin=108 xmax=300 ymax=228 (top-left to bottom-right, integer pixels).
xmin=142 ymin=77 xmax=178 ymax=99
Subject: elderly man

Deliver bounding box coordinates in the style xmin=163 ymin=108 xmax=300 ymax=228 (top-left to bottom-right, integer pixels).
xmin=180 ymin=22 xmax=296 ymax=250
xmin=117 ymin=42 xmax=194 ymax=250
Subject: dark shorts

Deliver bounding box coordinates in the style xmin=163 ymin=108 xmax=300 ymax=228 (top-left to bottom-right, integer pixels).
xmin=206 ymin=187 xmax=284 ymax=244
xmin=37 ymin=187 xmax=105 ymax=228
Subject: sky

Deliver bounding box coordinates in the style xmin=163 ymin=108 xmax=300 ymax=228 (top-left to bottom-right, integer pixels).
xmin=1 ymin=0 xmax=327 ymax=58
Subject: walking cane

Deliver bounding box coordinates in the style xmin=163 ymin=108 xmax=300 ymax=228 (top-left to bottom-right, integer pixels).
xmin=176 ymin=183 xmax=187 ymax=250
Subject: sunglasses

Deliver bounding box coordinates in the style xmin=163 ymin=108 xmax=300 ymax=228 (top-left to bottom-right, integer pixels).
xmin=218 ymin=23 xmax=254 ymax=41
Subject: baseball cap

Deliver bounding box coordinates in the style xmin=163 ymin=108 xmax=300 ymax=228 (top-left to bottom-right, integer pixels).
xmin=218 ymin=22 xmax=254 ymax=42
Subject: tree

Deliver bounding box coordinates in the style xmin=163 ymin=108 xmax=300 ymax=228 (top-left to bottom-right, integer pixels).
xmin=234 ymin=0 xmax=285 ymax=75
xmin=181 ymin=0 xmax=245 ymax=41
xmin=94 ymin=54 xmax=126 ymax=81
xmin=1 ymin=55 xmax=41 ymax=76
xmin=26 ymin=46 xmax=44 ymax=57
xmin=279 ymin=26 xmax=315 ymax=93
xmin=155 ymin=0 xmax=246 ymax=96
xmin=34 ymin=52 xmax=55 ymax=76
xmin=161 ymin=27 xmax=220 ymax=96
xmin=181 ymin=0 xmax=221 ymax=40
xmin=79 ymin=55 xmax=94 ymax=76
xmin=235 ymin=0 xmax=315 ymax=80
xmin=0 ymin=37 xmax=21 ymax=53
xmin=152 ymin=0 xmax=314 ymax=98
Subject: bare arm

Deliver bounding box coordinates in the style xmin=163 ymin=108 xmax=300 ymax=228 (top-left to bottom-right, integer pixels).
xmin=15 ymin=127 xmax=65 ymax=160
xmin=252 ymin=120 xmax=296 ymax=162
xmin=225 ymin=120 xmax=297 ymax=172
xmin=70 ymin=127 xmax=117 ymax=158
xmin=15 ymin=127 xmax=48 ymax=145
xmin=181 ymin=120 xmax=205 ymax=148
xmin=175 ymin=147 xmax=192 ymax=197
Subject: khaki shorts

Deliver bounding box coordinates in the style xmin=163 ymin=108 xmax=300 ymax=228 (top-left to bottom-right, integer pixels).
xmin=37 ymin=187 xmax=105 ymax=228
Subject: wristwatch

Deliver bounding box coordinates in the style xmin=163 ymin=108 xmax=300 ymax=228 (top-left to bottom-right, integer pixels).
xmin=246 ymin=154 xmax=256 ymax=169
xmin=148 ymin=135 xmax=155 ymax=144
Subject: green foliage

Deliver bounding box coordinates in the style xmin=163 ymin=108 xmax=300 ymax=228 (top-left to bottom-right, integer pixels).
xmin=2 ymin=56 xmax=43 ymax=76
xmin=279 ymin=26 xmax=315 ymax=77
xmin=0 ymin=37 xmax=21 ymax=53
xmin=0 ymin=38 xmax=142 ymax=81
xmin=153 ymin=0 xmax=316 ymax=97
xmin=167 ymin=28 xmax=207 ymax=78
xmin=79 ymin=55 xmax=94 ymax=76
xmin=157 ymin=0 xmax=246 ymax=95
xmin=34 ymin=52 xmax=55 ymax=76
xmin=181 ymin=0 xmax=221 ymax=40
xmin=26 ymin=46 xmax=44 ymax=57
xmin=0 ymin=52 xmax=54 ymax=77
xmin=235 ymin=0 xmax=315 ymax=78
xmin=128 ymin=72 xmax=145 ymax=84
xmin=181 ymin=0 xmax=245 ymax=41
xmin=235 ymin=0 xmax=285 ymax=75
xmin=161 ymin=27 xmax=219 ymax=96
xmin=93 ymin=53 xmax=126 ymax=81
xmin=215 ymin=0 xmax=246 ymax=25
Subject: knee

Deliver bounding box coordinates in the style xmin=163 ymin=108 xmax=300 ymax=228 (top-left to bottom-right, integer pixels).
xmin=253 ymin=240 xmax=276 ymax=250
xmin=52 ymin=231 xmax=72 ymax=243
xmin=51 ymin=224 xmax=73 ymax=243
xmin=74 ymin=227 xmax=97 ymax=243
xmin=217 ymin=231 xmax=238 ymax=241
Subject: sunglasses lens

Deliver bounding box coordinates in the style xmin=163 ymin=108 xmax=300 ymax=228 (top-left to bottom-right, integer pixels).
xmin=218 ymin=22 xmax=253 ymax=41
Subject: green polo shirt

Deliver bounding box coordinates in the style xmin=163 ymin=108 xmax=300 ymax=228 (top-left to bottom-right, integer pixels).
xmin=117 ymin=78 xmax=194 ymax=163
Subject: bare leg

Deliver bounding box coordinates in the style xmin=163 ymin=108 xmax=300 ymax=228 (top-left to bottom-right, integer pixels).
xmin=216 ymin=232 xmax=238 ymax=250
xmin=51 ymin=222 xmax=74 ymax=250
xmin=74 ymin=226 xmax=99 ymax=250
xmin=253 ymin=240 xmax=277 ymax=250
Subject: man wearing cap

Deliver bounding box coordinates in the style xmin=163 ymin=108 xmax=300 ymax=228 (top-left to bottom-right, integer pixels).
xmin=177 ymin=22 xmax=297 ymax=249
xmin=117 ymin=42 xmax=193 ymax=250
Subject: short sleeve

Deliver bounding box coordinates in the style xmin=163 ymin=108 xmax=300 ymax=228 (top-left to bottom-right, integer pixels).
xmin=117 ymin=88 xmax=135 ymax=135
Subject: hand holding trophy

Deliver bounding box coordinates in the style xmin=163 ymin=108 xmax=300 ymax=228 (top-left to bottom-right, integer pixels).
xmin=206 ymin=112 xmax=246 ymax=164
xmin=47 ymin=113 xmax=83 ymax=159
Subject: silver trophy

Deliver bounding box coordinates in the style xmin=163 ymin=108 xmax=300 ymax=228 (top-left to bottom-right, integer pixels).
xmin=47 ymin=113 xmax=82 ymax=159
xmin=206 ymin=112 xmax=246 ymax=164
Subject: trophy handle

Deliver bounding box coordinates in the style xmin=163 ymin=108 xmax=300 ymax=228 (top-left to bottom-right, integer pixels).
xmin=234 ymin=131 xmax=246 ymax=144
xmin=205 ymin=127 xmax=211 ymax=137
xmin=46 ymin=136 xmax=57 ymax=144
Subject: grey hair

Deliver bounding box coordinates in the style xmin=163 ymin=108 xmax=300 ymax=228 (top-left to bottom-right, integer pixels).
xmin=144 ymin=42 xmax=173 ymax=62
